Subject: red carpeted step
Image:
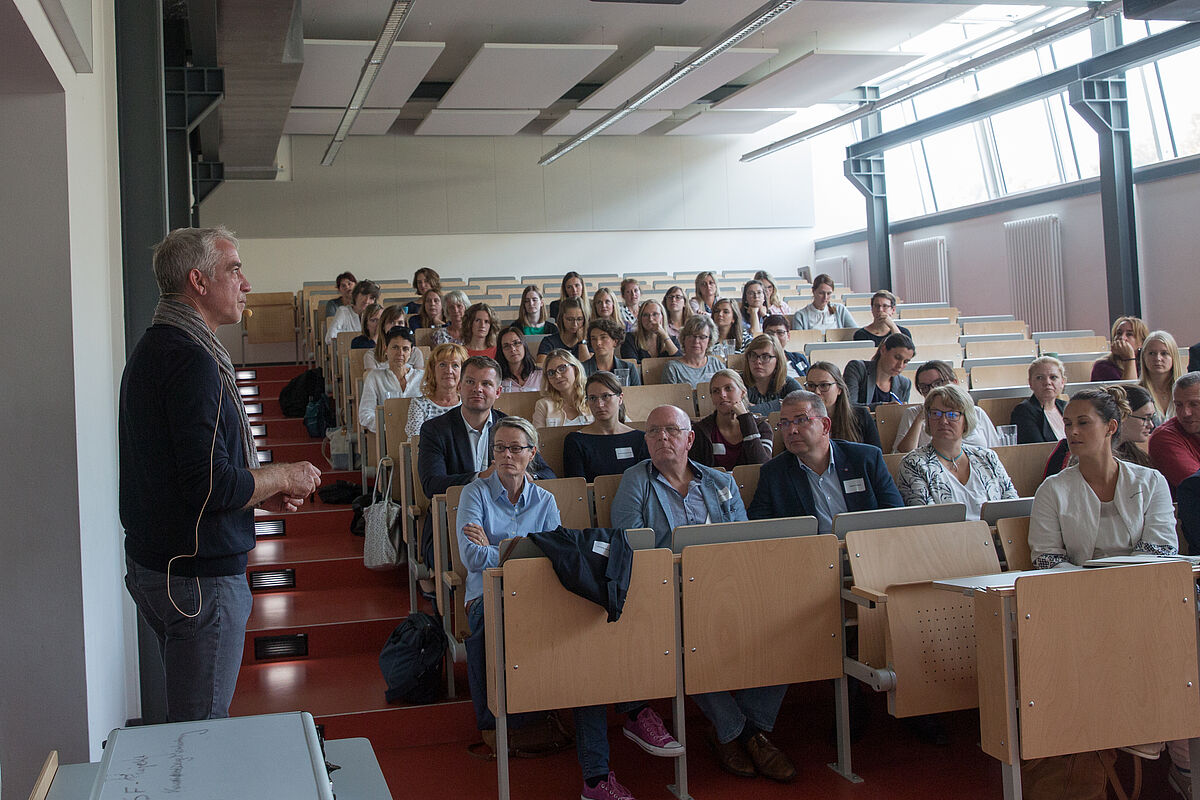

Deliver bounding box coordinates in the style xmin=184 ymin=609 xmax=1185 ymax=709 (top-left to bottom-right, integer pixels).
xmin=248 ymin=556 xmax=403 ymax=592
xmin=260 ymin=440 xmax=326 ymax=465
xmin=254 ymin=507 xmax=354 ymax=539
xmin=241 ymin=618 xmax=402 ymax=665
xmin=246 ymin=583 xmax=407 ymax=633
xmin=236 ymin=364 xmax=308 ymax=383
xmin=254 ymin=418 xmax=313 ymax=443
xmin=249 ymin=532 xmax=365 ymax=567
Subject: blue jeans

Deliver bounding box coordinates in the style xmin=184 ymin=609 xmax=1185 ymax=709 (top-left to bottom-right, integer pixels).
xmin=692 ymin=686 xmax=788 ymax=744
xmin=124 ymin=556 xmax=253 ymax=722
xmin=574 ymin=701 xmax=644 ymax=780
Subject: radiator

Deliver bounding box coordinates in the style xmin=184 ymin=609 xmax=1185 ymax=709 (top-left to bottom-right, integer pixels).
xmin=1003 ymin=215 xmax=1065 ymax=334
xmin=901 ymin=237 xmax=949 ymax=303
xmin=814 ymin=256 xmax=850 ymax=288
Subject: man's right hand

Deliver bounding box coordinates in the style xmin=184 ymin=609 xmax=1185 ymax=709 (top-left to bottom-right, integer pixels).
xmin=277 ymin=461 xmax=322 ymax=497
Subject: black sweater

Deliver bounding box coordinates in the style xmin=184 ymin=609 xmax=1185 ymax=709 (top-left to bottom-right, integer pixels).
xmin=120 ymin=325 xmax=256 ymax=576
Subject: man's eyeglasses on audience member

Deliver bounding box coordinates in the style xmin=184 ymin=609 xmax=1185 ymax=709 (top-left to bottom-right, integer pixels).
xmin=775 ymin=415 xmax=819 ymax=431
xmin=646 ymin=425 xmax=689 ymax=438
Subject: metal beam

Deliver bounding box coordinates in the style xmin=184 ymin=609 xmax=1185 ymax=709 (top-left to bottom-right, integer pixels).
xmin=847 ymin=22 xmax=1200 ymax=158
xmin=843 ymin=87 xmax=892 ymax=291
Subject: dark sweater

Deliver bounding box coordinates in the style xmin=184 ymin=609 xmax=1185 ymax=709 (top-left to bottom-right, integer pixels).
xmin=853 ymin=325 xmax=912 ymax=346
xmin=120 ymin=325 xmax=256 ymax=576
xmin=563 ymin=429 xmax=649 ymax=482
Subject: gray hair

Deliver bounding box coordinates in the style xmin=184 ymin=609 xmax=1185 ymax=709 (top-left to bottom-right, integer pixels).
xmin=1176 ymin=371 xmax=1200 ymax=393
xmin=781 ymin=389 xmax=828 ymax=417
xmin=494 ymin=416 xmax=539 ymax=449
xmin=152 ymin=226 xmax=238 ymax=294
xmin=680 ymin=314 xmax=718 ymax=353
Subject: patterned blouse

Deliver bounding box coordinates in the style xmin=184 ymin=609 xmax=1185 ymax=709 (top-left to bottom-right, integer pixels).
xmin=405 ymin=397 xmax=461 ymax=439
xmin=897 ymin=444 xmax=1018 ymax=519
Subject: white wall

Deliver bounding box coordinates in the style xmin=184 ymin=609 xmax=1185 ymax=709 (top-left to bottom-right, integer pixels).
xmin=200 ymin=131 xmax=817 ymax=293
xmin=815 ymin=167 xmax=1200 ymax=344
xmin=0 ymin=0 xmax=129 ymax=794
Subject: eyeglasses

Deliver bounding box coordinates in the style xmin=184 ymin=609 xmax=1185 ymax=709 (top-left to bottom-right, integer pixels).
xmin=775 ymin=415 xmax=819 ymax=431
xmin=748 ymin=352 xmax=776 ymax=363
xmin=916 ymin=378 xmax=949 ymax=395
xmin=805 ymin=381 xmax=835 ymax=392
xmin=1128 ymin=412 xmax=1157 ymax=427
xmin=586 ymin=392 xmax=618 ymax=404
xmin=646 ymin=425 xmax=690 ymax=438
xmin=501 ymin=339 xmax=524 ymax=351
xmin=545 ymin=364 xmax=573 ymax=377
xmin=927 ymin=409 xmax=962 ymax=421
xmin=492 ymin=444 xmax=534 ymax=455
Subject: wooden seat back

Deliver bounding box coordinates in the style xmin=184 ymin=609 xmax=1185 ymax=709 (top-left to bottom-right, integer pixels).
xmin=731 ymin=463 xmax=762 ymax=510
xmin=962 ymin=320 xmax=1029 ymax=337
xmin=622 ymin=384 xmax=695 ymax=422
xmin=992 ymin=442 xmax=1057 ymax=497
xmin=1038 ymin=335 xmax=1107 ymax=355
xmin=996 ymin=516 xmax=1032 ymax=571
xmin=494 ymin=390 xmax=539 ymax=421
xmin=640 ymin=356 xmax=674 ymax=386
xmin=900 ymin=306 xmax=959 ymax=322
xmin=977 ymin=396 xmax=1025 ymax=429
xmin=672 ymin=516 xmax=818 ymax=552
xmin=875 ymin=403 xmax=919 ymax=454
xmin=824 ymin=327 xmax=858 ymax=342
xmin=970 ymin=363 xmax=1031 ymax=390
xmin=592 ymin=473 xmax=624 ymax=528
xmin=907 ymin=323 xmax=962 ymax=346
xmin=534 ymin=424 xmax=587 ymax=478
xmin=787 ymin=329 xmax=824 ymax=350
xmin=966 ymin=339 xmax=1036 ymax=359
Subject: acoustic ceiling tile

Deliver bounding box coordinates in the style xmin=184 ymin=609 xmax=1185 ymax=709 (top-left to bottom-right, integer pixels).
xmin=713 ymin=49 xmax=921 ymax=110
xmin=542 ymin=109 xmax=672 ymax=136
xmin=415 ymin=109 xmax=540 ymax=136
xmin=283 ymin=108 xmax=401 ymax=135
xmin=291 ymin=39 xmax=445 ymax=108
xmin=639 ymin=47 xmax=777 ymax=111
xmin=665 ymin=110 xmax=794 ymax=136
xmin=578 ymin=46 xmax=698 ymax=110
xmin=438 ymin=43 xmax=618 ymax=110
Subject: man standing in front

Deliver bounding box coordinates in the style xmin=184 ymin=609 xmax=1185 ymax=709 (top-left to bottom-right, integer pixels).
xmin=1149 ymin=372 xmax=1200 ymax=497
xmin=120 ymin=227 xmax=322 ymax=721
xmin=612 ymin=405 xmax=797 ymax=784
xmin=749 ymin=390 xmax=901 ymax=531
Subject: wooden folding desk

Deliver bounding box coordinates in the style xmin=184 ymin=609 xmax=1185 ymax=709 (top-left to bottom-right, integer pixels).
xmin=934 ymin=562 xmax=1200 ymax=800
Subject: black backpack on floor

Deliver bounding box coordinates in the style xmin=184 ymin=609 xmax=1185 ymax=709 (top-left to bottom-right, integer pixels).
xmin=280 ymin=368 xmax=325 ymax=418
xmin=379 ymin=612 xmax=447 ymax=705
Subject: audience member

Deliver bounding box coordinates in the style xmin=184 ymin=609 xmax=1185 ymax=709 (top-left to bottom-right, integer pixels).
xmin=403 ymin=267 xmax=440 ymax=316
xmin=764 ymin=315 xmax=809 ymax=379
xmin=691 ymin=270 xmax=719 ymax=316
xmin=792 ymin=274 xmax=856 ymax=332
xmin=1178 ymin=469 xmax=1200 ymax=554
xmin=351 ymin=303 xmax=383 ymax=350
xmin=325 ymin=271 xmax=356 ymax=317
xmin=359 ymin=327 xmax=423 ymax=434
xmin=663 ymin=285 xmax=692 ymax=339
xmin=563 ymin=372 xmax=649 ymax=481
xmin=463 ymin=302 xmax=499 ymax=359
xmin=326 ymin=279 xmax=379 ymax=343
xmin=534 ymin=349 xmax=593 ymax=427
xmin=621 ymin=300 xmax=680 ymax=362
xmin=612 ymin=405 xmax=795 ymax=784
xmin=405 ymin=342 xmax=466 ymax=439
xmin=853 ymin=290 xmax=911 ymax=346
xmin=408 ymin=289 xmax=445 ymax=331
xmin=369 ymin=304 xmax=421 ymax=370
xmin=1148 ymin=372 xmax=1200 ymax=495
xmin=896 ymin=385 xmax=1017 ymax=520
xmin=1139 ymin=330 xmax=1182 ymax=420
xmin=691 ymin=369 xmax=773 ymax=470
xmin=548 ymin=271 xmax=585 ymax=320
xmin=844 ymin=333 xmax=915 ymax=406
xmin=1045 ymin=384 xmax=1156 ymax=477
xmin=497 ymin=326 xmax=543 ymax=393
xmin=740 ymin=280 xmax=769 ymax=338
xmin=663 ymin=315 xmax=722 ymax=387
xmin=803 ymin=362 xmax=882 ymax=450
xmin=893 ymin=360 xmax=999 ymax=452
xmin=1091 ymin=316 xmax=1147 ymax=381
xmin=749 ymin=390 xmax=902 ymax=535
xmin=582 ymin=318 xmax=641 ymax=386
xmin=711 ymin=297 xmax=750 ymax=353
xmin=1011 ymin=356 xmax=1066 ymax=444
xmin=1191 ymin=343 xmax=1199 ymax=373
xmin=619 ymin=278 xmax=642 ymax=332
xmin=433 ymin=289 xmax=469 ymax=346
xmin=741 ymin=334 xmax=802 ymax=414
xmin=754 ymin=270 xmax=792 ymax=316
xmin=538 ymin=297 xmax=591 ymax=363
xmin=591 ymin=287 xmax=620 ymax=325
xmin=1029 ymin=387 xmax=1176 ymax=568
xmin=514 ymin=285 xmax=556 ymax=335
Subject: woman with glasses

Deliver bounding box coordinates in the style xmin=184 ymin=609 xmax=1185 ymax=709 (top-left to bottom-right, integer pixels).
xmin=433 ymin=289 xmax=471 ymax=347
xmin=405 ymin=342 xmax=466 ymax=438
xmin=740 ymin=334 xmax=802 ymax=414
xmin=662 ymin=285 xmax=692 ymax=339
xmin=802 ymin=362 xmax=882 ymax=450
xmin=582 ymin=318 xmax=641 ymax=386
xmin=691 ymin=271 xmax=718 ymax=316
xmin=621 ymin=299 xmax=680 ymax=362
xmin=533 ymin=349 xmax=592 ymax=428
xmin=497 ymin=326 xmax=543 ymax=393
xmin=844 ymin=332 xmax=915 ymax=406
xmin=690 ymin=369 xmax=773 ymax=470
xmin=893 ymin=360 xmax=1000 ymax=453
xmin=1043 ymin=384 xmax=1157 ymax=477
xmin=663 ymin=315 xmax=722 ymax=387
xmin=897 ymin=384 xmax=1018 ymax=520
xmin=513 ymin=285 xmax=556 ymax=336
xmin=537 ymin=297 xmax=591 ymax=363
xmin=563 ymin=372 xmax=649 ymax=481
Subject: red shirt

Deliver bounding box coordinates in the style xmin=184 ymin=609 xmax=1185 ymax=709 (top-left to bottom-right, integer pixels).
xmin=1148 ymin=416 xmax=1200 ymax=496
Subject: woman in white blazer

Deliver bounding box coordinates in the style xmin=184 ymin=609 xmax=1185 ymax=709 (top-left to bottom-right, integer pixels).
xmin=1029 ymin=386 xmax=1177 ymax=569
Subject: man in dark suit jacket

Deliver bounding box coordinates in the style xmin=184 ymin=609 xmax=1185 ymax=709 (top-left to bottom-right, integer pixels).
xmin=417 ymin=356 xmax=554 ymax=570
xmin=1189 ymin=342 xmax=1199 ymax=374
xmin=749 ymin=390 xmax=901 ymax=534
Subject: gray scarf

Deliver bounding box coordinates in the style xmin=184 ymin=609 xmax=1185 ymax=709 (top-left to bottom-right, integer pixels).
xmin=153 ymin=296 xmax=258 ymax=469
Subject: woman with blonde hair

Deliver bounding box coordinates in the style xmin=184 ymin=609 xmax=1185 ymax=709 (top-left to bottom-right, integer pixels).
xmin=690 ymin=368 xmax=773 ymax=470
xmin=710 ymin=297 xmax=750 ymax=353
xmin=691 ymin=270 xmax=718 ymax=315
xmin=591 ymin=287 xmax=620 ymax=324
xmin=533 ymin=349 xmax=592 ymax=427
xmin=405 ymin=342 xmax=466 ymax=438
xmin=1011 ymin=355 xmax=1067 ymax=444
xmin=740 ymin=334 xmax=801 ymax=414
xmin=620 ymin=300 xmax=679 ymax=362
xmin=514 ymin=285 xmax=556 ymax=336
xmin=754 ymin=270 xmax=792 ymax=316
xmin=462 ymin=302 xmax=499 ymax=359
xmin=433 ymin=289 xmax=470 ymax=346
xmin=1139 ymin=329 xmax=1183 ymax=419
xmin=1091 ymin=316 xmax=1147 ymax=381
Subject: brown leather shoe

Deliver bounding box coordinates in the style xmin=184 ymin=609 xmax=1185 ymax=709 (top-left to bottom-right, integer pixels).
xmin=708 ymin=730 xmax=756 ymax=778
xmin=744 ymin=732 xmax=797 ymax=783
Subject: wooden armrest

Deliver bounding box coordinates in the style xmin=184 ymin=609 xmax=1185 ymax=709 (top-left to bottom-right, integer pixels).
xmin=442 ymin=571 xmax=462 ymax=588
xmin=885 ymin=579 xmax=935 ymax=592
xmin=849 ymin=585 xmax=888 ymax=604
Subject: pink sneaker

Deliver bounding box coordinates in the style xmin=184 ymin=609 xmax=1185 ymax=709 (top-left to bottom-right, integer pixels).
xmin=622 ymin=707 xmax=684 ymax=757
xmin=581 ymin=771 xmax=635 ymax=800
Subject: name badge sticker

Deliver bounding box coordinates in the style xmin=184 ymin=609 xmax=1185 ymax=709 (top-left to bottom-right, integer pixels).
xmin=717 ymin=485 xmax=733 ymax=503
xmin=592 ymin=540 xmax=610 ymax=557
xmin=615 ymin=446 xmax=635 ymax=460
xmin=843 ymin=478 xmax=867 ymax=493
xmin=711 ymin=443 xmax=727 ymax=455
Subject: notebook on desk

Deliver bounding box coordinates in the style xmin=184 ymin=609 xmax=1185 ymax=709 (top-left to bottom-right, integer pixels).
xmin=1083 ymin=554 xmax=1200 ymax=568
